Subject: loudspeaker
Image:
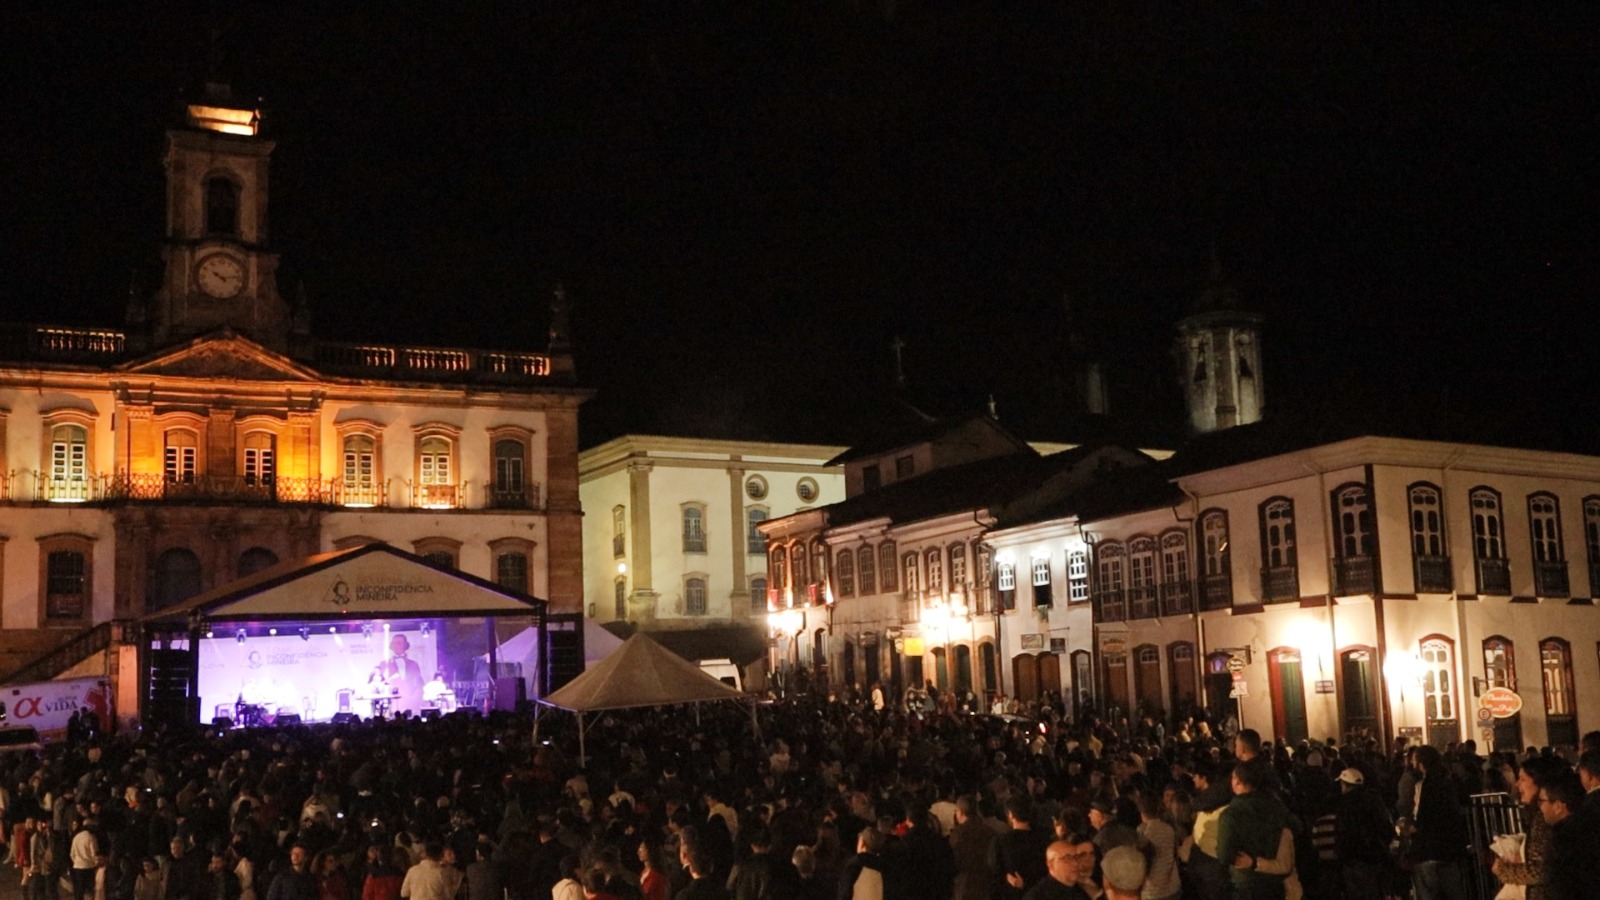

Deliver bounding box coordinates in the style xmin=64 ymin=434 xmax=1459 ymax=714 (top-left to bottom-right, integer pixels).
xmin=275 ymin=713 xmax=302 ymax=726
xmin=494 ymin=676 xmax=526 ymax=712
xmin=330 ymin=713 xmax=360 ymax=725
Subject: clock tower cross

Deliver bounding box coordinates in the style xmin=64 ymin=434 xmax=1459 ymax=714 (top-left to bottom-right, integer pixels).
xmin=141 ymin=83 xmax=289 ymax=351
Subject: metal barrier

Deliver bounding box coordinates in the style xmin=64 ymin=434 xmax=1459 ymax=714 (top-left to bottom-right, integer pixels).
xmin=1467 ymin=792 xmax=1523 ymax=900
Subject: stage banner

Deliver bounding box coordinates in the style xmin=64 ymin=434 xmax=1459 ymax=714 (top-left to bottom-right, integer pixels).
xmin=0 ymin=677 xmax=110 ymax=739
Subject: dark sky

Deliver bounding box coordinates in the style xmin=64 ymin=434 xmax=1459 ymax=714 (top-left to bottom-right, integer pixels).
xmin=3 ymin=6 xmax=1597 ymax=448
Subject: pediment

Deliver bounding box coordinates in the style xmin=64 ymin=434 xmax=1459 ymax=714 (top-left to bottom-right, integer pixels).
xmin=119 ymin=332 xmax=322 ymax=382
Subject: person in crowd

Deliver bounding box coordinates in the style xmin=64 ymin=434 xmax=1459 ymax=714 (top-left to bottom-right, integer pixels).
xmin=1575 ymin=750 xmax=1600 ymax=818
xmin=1493 ymin=756 xmax=1569 ymax=900
xmin=1536 ymin=771 xmax=1600 ymax=900
xmin=1021 ymin=837 xmax=1096 ymax=900
xmin=1101 ymin=845 xmax=1149 ymax=900
xmin=676 ymin=845 xmax=729 ymax=900
xmin=1331 ymin=768 xmax=1391 ymax=900
xmin=552 ymin=855 xmax=585 ymax=900
xmin=1408 ymin=746 xmax=1470 ymax=900
xmin=990 ymin=798 xmax=1048 ymax=899
xmin=1136 ymin=793 xmax=1180 ymax=900
xmin=1216 ymin=762 xmax=1288 ymax=900
xmin=838 ymin=827 xmax=889 ymax=900
xmin=266 ymin=846 xmax=319 ymax=900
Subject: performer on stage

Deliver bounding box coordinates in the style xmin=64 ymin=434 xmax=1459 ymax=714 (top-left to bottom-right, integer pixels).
xmin=373 ymin=633 xmax=424 ymax=715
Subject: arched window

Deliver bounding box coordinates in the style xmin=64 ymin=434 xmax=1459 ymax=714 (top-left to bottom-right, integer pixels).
xmin=237 ymin=547 xmax=278 ymax=578
xmin=857 ymin=545 xmax=877 ymax=595
xmin=153 ymin=548 xmax=204 ymax=610
xmin=164 ymin=430 xmax=198 ymax=484
xmin=925 ymin=547 xmax=944 ymax=595
xmin=1540 ymin=638 xmax=1577 ymax=747
xmin=685 ymin=577 xmax=708 ymax=616
xmin=417 ymin=435 xmax=454 ymax=507
xmin=1159 ymin=531 xmax=1192 ymax=614
xmin=1420 ymin=635 xmax=1459 ymax=746
xmin=811 ymin=540 xmax=829 ymax=596
xmin=949 ymin=543 xmax=967 ymax=594
xmin=769 ymin=547 xmax=787 ymax=604
xmin=1197 ymin=509 xmax=1232 ymax=609
xmin=1128 ymin=536 xmax=1156 ymax=618
xmin=682 ymin=507 xmax=706 ymax=553
xmin=746 ymin=508 xmax=768 ymax=555
xmin=878 ymin=542 xmax=898 ymax=592
xmin=1470 ymin=488 xmax=1509 ymax=594
xmin=495 ymin=552 xmax=529 ymax=594
xmin=1584 ymin=497 xmax=1600 ymax=586
xmin=1332 ymin=483 xmax=1376 ymax=595
xmin=342 ymin=434 xmax=378 ymax=506
xmin=491 ymin=438 xmax=527 ymax=507
xmin=205 ymin=176 xmax=240 ymax=235
xmin=1528 ymin=493 xmax=1570 ymax=598
xmin=1259 ymin=498 xmax=1299 ymax=601
xmin=49 ymin=424 xmax=88 ymax=483
xmin=835 ymin=547 xmax=856 ymax=598
xmin=749 ymin=576 xmax=767 ymax=613
xmin=902 ymin=553 xmax=920 ymax=595
xmin=1408 ymin=483 xmax=1451 ymax=592
xmin=241 ymin=433 xmax=276 ymax=493
xmin=1094 ymin=541 xmax=1125 ymax=621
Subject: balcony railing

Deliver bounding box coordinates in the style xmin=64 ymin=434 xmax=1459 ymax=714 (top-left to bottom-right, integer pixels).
xmin=1332 ymin=555 xmax=1377 ymax=597
xmin=1414 ymin=555 xmax=1453 ymax=593
xmin=1475 ymin=557 xmax=1511 ymax=595
xmin=312 ymin=341 xmax=552 ymax=384
xmin=901 ymin=590 xmax=921 ymax=624
xmin=1533 ymin=560 xmax=1570 ymax=598
xmin=1262 ymin=565 xmax=1300 ymax=602
xmin=336 ymin=480 xmax=388 ymax=508
xmin=1199 ymin=573 xmax=1232 ymax=610
xmin=1160 ymin=580 xmax=1194 ymax=616
xmin=1093 ymin=589 xmax=1126 ymax=623
xmin=414 ymin=483 xmax=460 ymax=509
xmin=1128 ymin=585 xmax=1159 ymax=619
xmin=972 ymin=585 xmax=992 ymax=616
xmin=37 ymin=475 xmax=109 ymax=502
xmin=489 ymin=483 xmax=542 ymax=509
xmin=0 ymin=323 xmax=127 ymax=362
xmin=106 ymin=473 xmax=340 ymax=504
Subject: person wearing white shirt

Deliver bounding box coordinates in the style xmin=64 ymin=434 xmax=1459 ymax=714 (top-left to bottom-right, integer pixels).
xmin=69 ymin=819 xmax=101 ymax=900
xmin=399 ymin=843 xmax=461 ymax=900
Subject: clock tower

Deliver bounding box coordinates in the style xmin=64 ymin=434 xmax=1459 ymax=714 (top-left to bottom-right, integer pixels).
xmin=140 ymin=83 xmax=289 ymax=351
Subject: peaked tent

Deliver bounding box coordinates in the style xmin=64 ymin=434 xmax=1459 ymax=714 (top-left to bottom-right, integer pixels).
xmin=536 ymin=632 xmax=757 ymax=764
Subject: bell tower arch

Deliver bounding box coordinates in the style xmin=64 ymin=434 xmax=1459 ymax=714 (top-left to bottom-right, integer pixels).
xmin=1175 ymin=251 xmax=1264 ymax=434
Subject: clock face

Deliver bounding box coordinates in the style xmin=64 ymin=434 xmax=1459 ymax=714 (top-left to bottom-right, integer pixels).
xmin=196 ymin=254 xmax=245 ymax=299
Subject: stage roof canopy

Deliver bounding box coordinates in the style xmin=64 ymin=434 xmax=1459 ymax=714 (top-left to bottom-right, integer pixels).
xmin=142 ymin=543 xmax=547 ymax=624
xmin=540 ymin=632 xmax=745 ymax=712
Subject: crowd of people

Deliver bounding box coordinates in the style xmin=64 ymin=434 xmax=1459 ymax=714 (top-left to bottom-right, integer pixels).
xmin=0 ymin=688 xmax=1597 ymax=900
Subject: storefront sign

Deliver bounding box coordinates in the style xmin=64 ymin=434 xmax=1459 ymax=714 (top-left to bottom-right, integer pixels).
xmin=0 ymin=677 xmax=109 ymax=739
xmin=1050 ymin=638 xmax=1067 ymax=654
xmin=1479 ymin=686 xmax=1523 ymax=718
xmin=1314 ymin=680 xmax=1336 ymax=694
xmin=1021 ymin=633 xmax=1044 ymax=650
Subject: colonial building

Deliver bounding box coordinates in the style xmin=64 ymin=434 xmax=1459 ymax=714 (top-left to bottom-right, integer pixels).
xmin=578 ymin=435 xmax=844 ymax=687
xmin=0 ymin=85 xmax=586 ymax=686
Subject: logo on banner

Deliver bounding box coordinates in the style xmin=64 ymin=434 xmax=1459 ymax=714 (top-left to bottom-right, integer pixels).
xmin=327 ymin=575 xmax=436 ymax=606
xmin=328 ymin=579 xmax=352 ymax=607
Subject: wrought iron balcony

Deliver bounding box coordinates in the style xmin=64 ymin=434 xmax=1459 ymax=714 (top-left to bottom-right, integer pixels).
xmin=1160 ymin=580 xmax=1194 ymax=616
xmin=1093 ymin=589 xmax=1126 ymax=623
xmin=489 ymin=482 xmax=541 ymax=509
xmin=414 ymin=483 xmax=460 ymax=509
xmin=1414 ymin=555 xmax=1453 ymax=593
xmin=1533 ymin=559 xmax=1569 ymax=598
xmin=106 ymin=472 xmax=339 ymax=504
xmin=1475 ymin=557 xmax=1511 ymax=595
xmin=1332 ymin=555 xmax=1377 ymax=596
xmin=1199 ymin=573 xmax=1233 ymax=610
xmin=37 ymin=475 xmax=108 ymax=502
xmin=1261 ymin=565 xmax=1300 ymax=602
xmin=336 ymin=480 xmax=389 ymax=508
xmin=1128 ymin=585 xmax=1159 ymax=619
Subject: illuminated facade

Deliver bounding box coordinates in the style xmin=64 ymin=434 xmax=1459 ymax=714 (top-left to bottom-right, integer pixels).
xmin=0 ymin=85 xmax=586 ymax=676
xmin=578 ymin=435 xmax=844 ymax=684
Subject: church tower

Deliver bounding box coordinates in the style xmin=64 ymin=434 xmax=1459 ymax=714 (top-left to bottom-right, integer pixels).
xmin=139 ymin=83 xmax=288 ymax=351
xmin=1175 ymin=251 xmax=1264 ymax=433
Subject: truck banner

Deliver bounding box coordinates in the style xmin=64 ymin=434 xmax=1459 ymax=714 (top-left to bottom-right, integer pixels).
xmin=0 ymin=677 xmax=110 ymax=739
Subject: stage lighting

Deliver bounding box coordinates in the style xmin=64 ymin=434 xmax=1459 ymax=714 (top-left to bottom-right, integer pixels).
xmin=328 ymin=626 xmax=337 ymax=633
xmin=237 ymin=630 xmax=247 ymax=644
xmin=361 ymin=624 xmax=373 ymax=641
xmin=298 ymin=627 xmax=310 ymax=641
xmin=269 ymin=628 xmax=277 ymax=635
xmin=419 ymin=622 xmax=431 ymax=638
xmin=205 ymin=630 xmax=214 ymax=639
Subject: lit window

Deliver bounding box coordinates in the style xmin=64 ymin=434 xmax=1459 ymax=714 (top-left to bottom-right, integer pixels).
xmin=1528 ymin=493 xmax=1563 ymax=562
xmin=50 ymin=424 xmax=88 ymax=483
xmin=926 ymin=548 xmax=944 ymax=594
xmin=242 ymin=433 xmax=275 ymax=490
xmin=1067 ymin=549 xmax=1089 ymax=603
xmin=948 ymin=543 xmax=967 ymax=592
xmin=902 ymin=553 xmax=919 ymax=595
xmin=1333 ymin=484 xmax=1374 ymax=558
xmin=1032 ymin=555 xmax=1052 ymax=609
xmin=1470 ymin=488 xmax=1505 ymax=560
xmin=164 ymin=431 xmax=198 ymax=484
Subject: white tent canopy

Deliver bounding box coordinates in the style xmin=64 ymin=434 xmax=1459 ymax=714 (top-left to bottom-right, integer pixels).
xmin=483 ymin=618 xmax=623 ymax=676
xmin=535 ymin=632 xmax=757 ymax=764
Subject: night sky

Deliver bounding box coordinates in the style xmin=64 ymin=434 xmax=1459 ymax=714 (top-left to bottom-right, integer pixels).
xmin=3 ymin=7 xmax=1597 ymax=449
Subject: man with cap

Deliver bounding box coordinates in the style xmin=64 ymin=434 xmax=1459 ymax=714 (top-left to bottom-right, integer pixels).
xmin=1087 ymin=799 xmax=1138 ymax=856
xmin=1022 ymin=837 xmax=1096 ymax=900
xmin=1101 ymin=846 xmax=1148 ymax=900
xmin=1333 ymin=768 xmax=1392 ymax=900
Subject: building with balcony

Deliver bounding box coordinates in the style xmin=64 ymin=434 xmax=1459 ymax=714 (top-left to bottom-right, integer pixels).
xmin=578 ymin=435 xmax=844 ymax=689
xmin=0 ymin=85 xmax=587 ymax=685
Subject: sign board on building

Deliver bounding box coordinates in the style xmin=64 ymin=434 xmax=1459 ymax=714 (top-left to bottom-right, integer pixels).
xmin=1314 ymin=680 xmax=1335 ymax=694
xmin=1021 ymin=634 xmax=1045 ymax=650
xmin=1227 ymin=656 xmax=1245 ymax=674
xmin=1478 ymin=687 xmax=1523 ymax=719
xmin=1050 ymin=638 xmax=1067 ymax=654
xmin=0 ymin=677 xmax=110 ymax=739
xmin=1398 ymin=726 xmax=1424 ymax=740
xmin=902 ymin=638 xmax=925 ymax=656
xmin=1230 ymin=681 xmax=1249 ymax=698
xmin=1102 ymin=637 xmax=1126 ymax=656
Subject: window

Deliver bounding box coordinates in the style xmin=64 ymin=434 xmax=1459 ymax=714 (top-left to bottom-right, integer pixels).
xmin=790 ymin=544 xmax=807 ymax=590
xmin=996 ymin=559 xmax=1016 ymax=610
xmin=862 ymin=465 xmax=881 ymax=492
xmin=857 ymin=546 xmax=877 ymax=595
xmin=1095 ymin=542 xmax=1126 ymax=620
xmin=750 ymin=577 xmax=767 ymax=613
xmin=1197 ymin=510 xmax=1232 ymax=610
xmin=1540 ymin=638 xmax=1577 ymax=746
xmin=836 ymin=548 xmax=856 ymax=598
xmin=1528 ymin=493 xmax=1569 ymax=597
xmin=490 ymin=537 xmax=533 ymax=594
xmin=1409 ymin=483 xmax=1451 ymax=592
xmin=682 ymin=506 xmax=706 ymax=553
xmin=976 ymin=545 xmax=993 ymax=612
xmin=769 ymin=548 xmax=786 ymax=603
xmin=241 ymin=433 xmax=275 ymax=490
xmin=878 ymin=542 xmax=898 ymax=591
xmin=615 ymin=577 xmax=628 ymax=619
xmin=1483 ymin=636 xmax=1516 ymax=690
xmin=1067 ymin=549 xmax=1089 ymax=603
xmin=39 ymin=533 xmax=94 ymax=623
xmin=1584 ymin=496 xmax=1600 ymax=579
xmin=342 ymin=435 xmax=378 ymax=505
xmin=895 ymin=456 xmax=914 ymax=478
xmin=163 ymin=430 xmax=198 ymax=484
xmin=48 ymin=422 xmax=90 ymax=500
xmin=745 ymin=475 xmax=768 ymax=500
xmin=902 ymin=553 xmax=919 ymax=595
xmin=205 ymin=175 xmax=240 ymax=235
xmin=1128 ymin=536 xmax=1156 ymax=618
xmin=1159 ymin=531 xmax=1191 ymax=614
xmin=153 ymin=548 xmax=203 ymax=609
xmin=1259 ymin=498 xmax=1299 ymax=601
xmin=746 ymin=508 xmax=768 ymax=554
xmin=685 ymin=577 xmax=708 ymax=615
xmin=811 ymin=541 xmax=829 ymax=596
xmin=417 ymin=435 xmax=454 ymax=507
xmin=1471 ymin=488 xmax=1510 ymax=594
xmin=1420 ymin=636 xmax=1456 ymax=722
xmin=1332 ymin=483 xmax=1377 ymax=595
xmin=612 ymin=506 xmax=626 ymax=557
xmin=491 ymin=438 xmax=528 ymax=507
xmin=949 ymin=543 xmax=967 ymax=595
xmin=237 ymin=547 xmax=279 ymax=578
xmin=926 ymin=548 xmax=944 ymax=595
xmin=412 ymin=538 xmax=461 ymax=570
xmin=1031 ymin=555 xmax=1052 ymax=609
xmin=796 ymin=478 xmax=819 ymax=503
